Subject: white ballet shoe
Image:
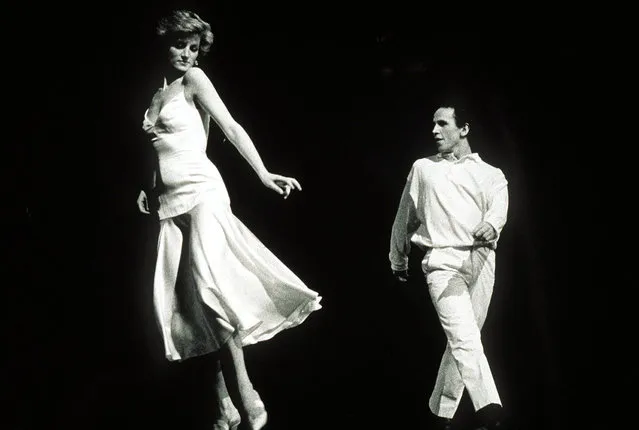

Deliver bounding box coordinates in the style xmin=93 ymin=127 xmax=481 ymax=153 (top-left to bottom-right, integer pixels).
xmin=213 ymin=397 xmax=241 ymax=430
xmin=245 ymin=390 xmax=267 ymax=430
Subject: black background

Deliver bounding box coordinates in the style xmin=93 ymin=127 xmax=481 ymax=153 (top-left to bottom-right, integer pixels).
xmin=8 ymin=1 xmax=603 ymax=429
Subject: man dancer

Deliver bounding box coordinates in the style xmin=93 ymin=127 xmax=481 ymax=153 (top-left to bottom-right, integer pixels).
xmin=389 ymin=99 xmax=509 ymax=430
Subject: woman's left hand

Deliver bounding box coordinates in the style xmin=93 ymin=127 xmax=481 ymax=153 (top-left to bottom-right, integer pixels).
xmin=260 ymin=172 xmax=302 ymax=199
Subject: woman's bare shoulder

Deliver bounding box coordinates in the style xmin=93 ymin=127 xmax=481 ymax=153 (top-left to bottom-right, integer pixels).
xmin=183 ymin=67 xmax=211 ymax=86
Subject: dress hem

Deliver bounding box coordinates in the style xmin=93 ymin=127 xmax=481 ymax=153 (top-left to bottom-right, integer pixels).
xmin=164 ymin=295 xmax=322 ymax=362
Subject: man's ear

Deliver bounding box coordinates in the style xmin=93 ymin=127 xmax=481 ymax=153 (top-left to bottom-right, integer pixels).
xmin=460 ymin=123 xmax=470 ymax=138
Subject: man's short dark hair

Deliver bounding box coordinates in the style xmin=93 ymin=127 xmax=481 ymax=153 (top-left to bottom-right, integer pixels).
xmin=434 ymin=92 xmax=475 ymax=129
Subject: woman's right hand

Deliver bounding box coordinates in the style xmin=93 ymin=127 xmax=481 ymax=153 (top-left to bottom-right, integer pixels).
xmin=137 ymin=190 xmax=150 ymax=214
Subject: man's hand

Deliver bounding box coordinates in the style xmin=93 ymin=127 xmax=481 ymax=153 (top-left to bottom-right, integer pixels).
xmin=393 ymin=269 xmax=410 ymax=283
xmin=472 ymin=221 xmax=497 ymax=242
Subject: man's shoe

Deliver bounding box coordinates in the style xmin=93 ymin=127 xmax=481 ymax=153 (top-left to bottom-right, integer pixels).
xmin=433 ymin=415 xmax=453 ymax=430
xmin=474 ymin=421 xmax=504 ymax=430
xmin=474 ymin=403 xmax=505 ymax=430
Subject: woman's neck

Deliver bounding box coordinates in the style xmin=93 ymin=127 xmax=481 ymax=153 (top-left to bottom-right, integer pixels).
xmin=163 ymin=68 xmax=185 ymax=88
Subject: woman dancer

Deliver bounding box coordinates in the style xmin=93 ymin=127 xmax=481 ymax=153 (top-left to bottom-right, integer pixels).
xmin=136 ymin=10 xmax=322 ymax=430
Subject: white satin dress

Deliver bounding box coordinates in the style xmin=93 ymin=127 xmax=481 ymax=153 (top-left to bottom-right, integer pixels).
xmin=142 ymin=79 xmax=322 ymax=361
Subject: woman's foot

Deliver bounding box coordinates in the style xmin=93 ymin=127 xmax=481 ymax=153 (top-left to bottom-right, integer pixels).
xmin=239 ymin=391 xmax=268 ymax=430
xmin=245 ymin=408 xmax=267 ymax=430
xmin=252 ymin=390 xmax=264 ymax=410
xmin=213 ymin=397 xmax=241 ymax=430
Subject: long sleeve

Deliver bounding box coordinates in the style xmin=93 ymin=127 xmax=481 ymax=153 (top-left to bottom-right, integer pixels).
xmin=389 ymin=166 xmax=422 ymax=271
xmin=483 ymin=169 xmax=509 ymax=242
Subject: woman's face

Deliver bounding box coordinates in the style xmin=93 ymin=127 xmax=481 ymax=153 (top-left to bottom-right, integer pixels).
xmin=168 ymin=34 xmax=201 ymax=72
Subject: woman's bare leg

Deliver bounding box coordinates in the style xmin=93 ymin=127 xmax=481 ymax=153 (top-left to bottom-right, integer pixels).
xmin=219 ymin=334 xmax=267 ymax=430
xmin=214 ymin=358 xmax=230 ymax=398
xmin=213 ymin=358 xmax=241 ymax=429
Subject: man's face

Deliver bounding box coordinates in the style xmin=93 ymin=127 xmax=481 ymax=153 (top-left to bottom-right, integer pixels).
xmin=431 ymin=107 xmax=468 ymax=154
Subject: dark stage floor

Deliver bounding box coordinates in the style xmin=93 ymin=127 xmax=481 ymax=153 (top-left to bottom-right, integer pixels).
xmin=10 ymin=201 xmax=563 ymax=430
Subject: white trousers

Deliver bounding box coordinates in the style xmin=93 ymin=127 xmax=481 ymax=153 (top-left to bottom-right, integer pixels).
xmin=423 ymin=246 xmax=501 ymax=418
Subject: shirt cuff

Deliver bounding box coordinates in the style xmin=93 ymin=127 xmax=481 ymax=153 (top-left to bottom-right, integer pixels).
xmin=483 ymin=219 xmax=502 ymax=243
xmin=390 ymin=261 xmax=408 ymax=272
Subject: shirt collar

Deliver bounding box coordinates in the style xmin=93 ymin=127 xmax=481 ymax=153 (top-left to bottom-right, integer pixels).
xmin=436 ymin=152 xmax=481 ymax=163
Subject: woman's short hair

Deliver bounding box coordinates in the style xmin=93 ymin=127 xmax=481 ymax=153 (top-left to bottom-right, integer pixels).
xmin=156 ymin=10 xmax=214 ymax=55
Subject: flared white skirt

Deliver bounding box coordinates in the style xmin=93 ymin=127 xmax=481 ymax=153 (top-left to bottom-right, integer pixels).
xmin=153 ymin=194 xmax=322 ymax=361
